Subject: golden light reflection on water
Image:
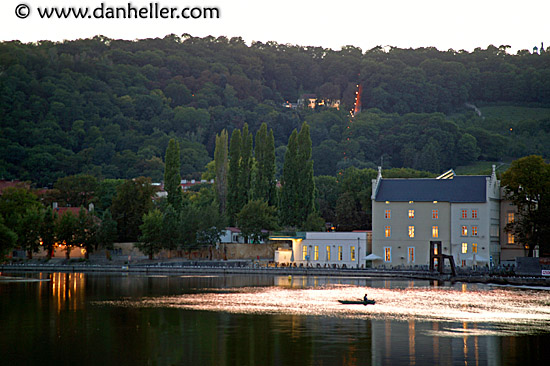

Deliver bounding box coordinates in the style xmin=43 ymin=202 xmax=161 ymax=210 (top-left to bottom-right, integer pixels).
xmin=99 ymin=279 xmax=550 ymax=336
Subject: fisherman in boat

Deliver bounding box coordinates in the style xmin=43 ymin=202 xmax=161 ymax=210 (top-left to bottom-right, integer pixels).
xmin=363 ymin=294 xmax=368 ymax=303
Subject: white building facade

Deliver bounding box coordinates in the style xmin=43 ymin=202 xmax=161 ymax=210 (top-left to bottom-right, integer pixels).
xmin=272 ymin=232 xmax=369 ymax=268
xmin=371 ymin=167 xmax=500 ymax=268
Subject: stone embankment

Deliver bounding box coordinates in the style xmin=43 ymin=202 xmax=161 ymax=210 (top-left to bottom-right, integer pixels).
xmin=2 ymin=260 xmax=550 ymax=287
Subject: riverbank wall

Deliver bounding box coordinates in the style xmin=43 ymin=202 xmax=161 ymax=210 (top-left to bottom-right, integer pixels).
xmin=2 ymin=262 xmax=550 ymax=287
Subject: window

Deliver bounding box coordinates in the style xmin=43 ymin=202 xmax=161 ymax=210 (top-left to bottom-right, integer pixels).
xmin=461 ymin=209 xmax=468 ymax=219
xmin=408 ymin=209 xmax=415 ymax=219
xmin=326 ymin=246 xmax=331 ymax=261
xmin=385 ymin=209 xmax=391 ymax=219
xmin=384 ymin=247 xmax=391 ymax=262
xmin=408 ymin=247 xmax=415 ymax=263
xmin=472 ymin=243 xmax=478 ymax=253
xmin=385 ymin=226 xmax=391 ymax=238
xmin=461 ymin=226 xmax=468 ymax=236
xmin=472 ymin=226 xmax=478 ymax=236
xmin=408 ymin=226 xmax=415 ymax=238
xmin=507 ymin=232 xmax=515 ymax=244
xmin=462 ymin=242 xmax=468 ymax=254
xmin=302 ymin=246 xmax=308 ymax=260
xmin=507 ymin=212 xmax=515 ymax=224
xmin=338 ymin=246 xmax=343 ymax=261
xmin=350 ymin=246 xmax=356 ymax=261
xmin=432 ymin=209 xmax=438 ymax=219
xmin=314 ymin=246 xmax=319 ymax=261
xmin=472 ymin=209 xmax=478 ymax=219
xmin=432 ymin=226 xmax=438 ymax=238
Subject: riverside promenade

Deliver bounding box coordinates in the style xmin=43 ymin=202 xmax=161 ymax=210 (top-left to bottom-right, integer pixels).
xmin=2 ymin=258 xmax=550 ymax=287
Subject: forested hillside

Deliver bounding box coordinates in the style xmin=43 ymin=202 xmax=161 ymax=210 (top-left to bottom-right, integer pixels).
xmin=1 ymin=35 xmax=549 ymax=186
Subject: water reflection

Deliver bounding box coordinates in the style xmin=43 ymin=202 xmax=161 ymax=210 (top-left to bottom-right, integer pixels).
xmin=102 ymin=279 xmax=550 ymax=336
xmin=1 ymin=273 xmax=550 ymax=366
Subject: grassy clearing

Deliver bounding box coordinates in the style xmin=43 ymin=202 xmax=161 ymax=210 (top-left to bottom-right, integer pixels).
xmin=480 ymin=106 xmax=550 ymax=122
xmin=454 ymin=161 xmax=510 ymax=175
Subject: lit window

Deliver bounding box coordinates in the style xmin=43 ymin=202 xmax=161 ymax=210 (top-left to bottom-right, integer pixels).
xmin=472 ymin=226 xmax=478 ymax=236
xmin=507 ymin=212 xmax=515 ymax=224
xmin=408 ymin=209 xmax=415 ymax=219
xmin=314 ymin=246 xmax=319 ymax=261
xmin=408 ymin=226 xmax=415 ymax=238
xmin=326 ymin=246 xmax=331 ymax=261
xmin=338 ymin=246 xmax=343 ymax=261
xmin=385 ymin=209 xmax=391 ymax=219
xmin=472 ymin=209 xmax=478 ymax=219
xmin=385 ymin=226 xmax=391 ymax=237
xmin=433 ymin=246 xmax=438 ymax=255
xmin=461 ymin=226 xmax=468 ymax=236
xmin=350 ymin=246 xmax=356 ymax=261
xmin=461 ymin=209 xmax=468 ymax=219
xmin=408 ymin=247 xmax=415 ymax=263
xmin=432 ymin=210 xmax=438 ymax=219
xmin=432 ymin=226 xmax=438 ymax=238
xmin=384 ymin=247 xmax=391 ymax=262
xmin=462 ymin=243 xmax=468 ymax=254
xmin=302 ymin=246 xmax=308 ymax=260
xmin=507 ymin=232 xmax=515 ymax=244
xmin=472 ymin=243 xmax=478 ymax=253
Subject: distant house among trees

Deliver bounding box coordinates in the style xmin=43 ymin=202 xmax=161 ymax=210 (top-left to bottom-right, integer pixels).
xmin=296 ymin=94 xmax=341 ymax=110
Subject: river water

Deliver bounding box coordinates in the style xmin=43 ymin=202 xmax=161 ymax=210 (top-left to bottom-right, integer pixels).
xmin=1 ymin=272 xmax=549 ymax=365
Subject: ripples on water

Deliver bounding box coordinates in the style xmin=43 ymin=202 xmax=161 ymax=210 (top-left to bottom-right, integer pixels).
xmin=98 ymin=277 xmax=550 ymax=336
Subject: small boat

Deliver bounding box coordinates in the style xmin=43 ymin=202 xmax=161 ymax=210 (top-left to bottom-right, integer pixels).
xmin=338 ymin=299 xmax=376 ymax=305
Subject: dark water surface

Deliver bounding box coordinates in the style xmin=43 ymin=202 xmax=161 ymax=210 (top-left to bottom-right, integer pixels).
xmin=1 ymin=272 xmax=550 ymax=365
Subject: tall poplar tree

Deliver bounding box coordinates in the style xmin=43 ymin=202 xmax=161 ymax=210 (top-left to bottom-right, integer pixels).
xmin=280 ymin=129 xmax=299 ymax=227
xmin=227 ymin=129 xmax=242 ymax=225
xmin=164 ymin=138 xmax=182 ymax=210
xmin=239 ymin=124 xmax=253 ymax=208
xmin=214 ymin=130 xmax=229 ymax=215
xmin=296 ymin=122 xmax=315 ymax=225
xmin=253 ymin=123 xmax=276 ymax=206
xmin=280 ymin=122 xmax=315 ymax=229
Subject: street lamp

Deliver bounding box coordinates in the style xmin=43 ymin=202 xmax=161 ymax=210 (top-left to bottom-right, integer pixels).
xmin=357 ymin=237 xmax=360 ymax=269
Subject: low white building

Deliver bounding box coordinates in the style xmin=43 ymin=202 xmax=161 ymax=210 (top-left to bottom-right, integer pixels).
xmin=271 ymin=232 xmax=369 ymax=268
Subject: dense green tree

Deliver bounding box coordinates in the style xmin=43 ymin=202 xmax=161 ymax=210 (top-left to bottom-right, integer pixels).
xmin=279 ymin=129 xmax=299 ymax=227
xmin=239 ymin=124 xmax=253 ymax=208
xmin=501 ymin=155 xmax=550 ymax=257
xmin=17 ymin=207 xmax=43 ymax=259
xmin=53 ymin=174 xmax=98 ymax=208
xmin=195 ymin=204 xmax=226 ymax=250
xmin=314 ymin=175 xmax=339 ymax=224
xmin=0 ymin=186 xmax=41 ymax=231
xmin=40 ymin=207 xmax=57 ymax=259
xmin=111 ymin=177 xmax=156 ymax=242
xmin=137 ymin=209 xmax=164 ymax=260
xmin=227 ymin=128 xmax=242 ymax=225
xmin=280 ymin=122 xmax=316 ymax=229
xmin=237 ymin=199 xmax=278 ymax=243
xmin=214 ymin=130 xmax=229 ymax=214
xmin=162 ymin=204 xmax=181 ymax=250
xmin=296 ymin=122 xmax=315 ymax=225
xmin=164 ymin=138 xmax=183 ymax=210
xmin=0 ymin=216 xmax=17 ymax=259
xmin=95 ymin=209 xmax=117 ymax=252
xmin=75 ymin=207 xmax=97 ymax=259
xmin=55 ymin=211 xmax=79 ymax=259
xmin=253 ymin=123 xmax=276 ymax=205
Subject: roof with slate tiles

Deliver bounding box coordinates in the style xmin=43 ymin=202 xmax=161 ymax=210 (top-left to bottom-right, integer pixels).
xmin=374 ymin=175 xmax=489 ymax=203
